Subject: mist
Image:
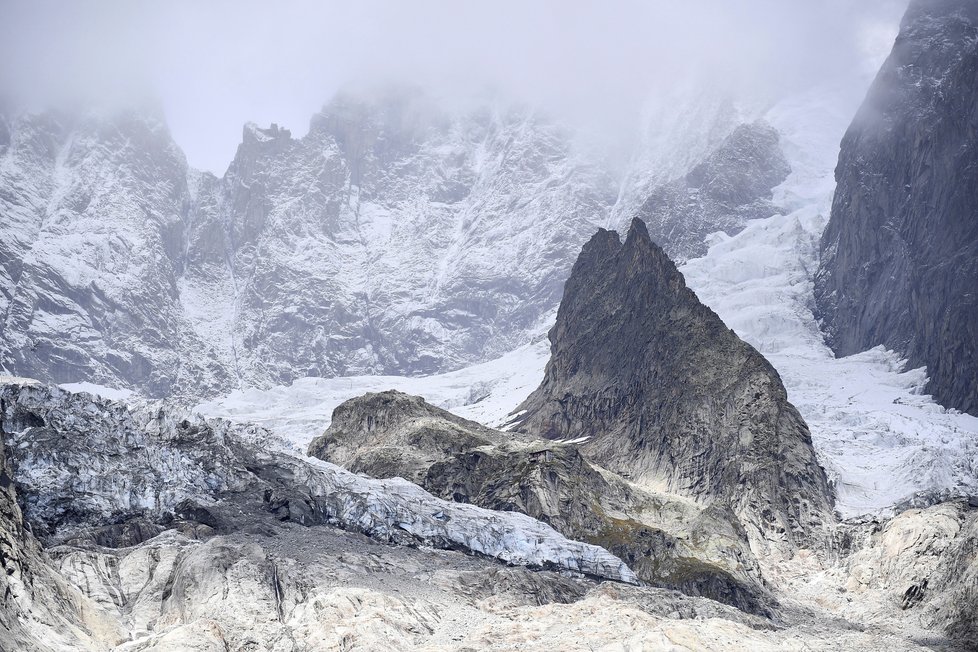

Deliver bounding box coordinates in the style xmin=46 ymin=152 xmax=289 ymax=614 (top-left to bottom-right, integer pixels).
xmin=0 ymin=0 xmax=907 ymax=174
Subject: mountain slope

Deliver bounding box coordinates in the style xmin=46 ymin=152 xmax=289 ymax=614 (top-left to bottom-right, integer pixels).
xmin=184 ymin=93 xmax=617 ymax=386
xmin=815 ymin=0 xmax=978 ymax=415
xmin=0 ymin=110 xmax=230 ymax=397
xmin=637 ymin=120 xmax=790 ymax=262
xmin=0 ymin=89 xmax=807 ymax=398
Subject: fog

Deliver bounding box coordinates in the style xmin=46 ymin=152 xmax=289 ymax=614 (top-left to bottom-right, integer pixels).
xmin=0 ymin=0 xmax=906 ymax=173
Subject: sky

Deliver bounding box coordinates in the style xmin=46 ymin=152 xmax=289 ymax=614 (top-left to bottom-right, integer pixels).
xmin=0 ymin=0 xmax=907 ymax=174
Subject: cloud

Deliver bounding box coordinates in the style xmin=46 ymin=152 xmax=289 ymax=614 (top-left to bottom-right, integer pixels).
xmin=0 ymin=0 xmax=907 ymax=173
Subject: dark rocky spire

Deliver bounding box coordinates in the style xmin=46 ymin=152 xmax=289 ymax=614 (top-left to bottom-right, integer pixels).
xmin=512 ymin=218 xmax=834 ymax=548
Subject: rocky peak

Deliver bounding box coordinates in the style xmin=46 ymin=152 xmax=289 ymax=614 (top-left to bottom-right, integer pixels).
xmin=241 ymin=121 xmax=292 ymax=148
xmin=512 ymin=218 xmax=834 ymax=549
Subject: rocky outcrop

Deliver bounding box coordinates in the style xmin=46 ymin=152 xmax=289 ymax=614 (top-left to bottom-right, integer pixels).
xmin=310 ymin=390 xmax=775 ymax=616
xmin=0 ymin=375 xmax=779 ymax=649
xmin=842 ymin=500 xmax=978 ymax=649
xmin=814 ymin=0 xmax=978 ymax=415
xmin=0 ymin=381 xmax=123 ymax=650
xmin=512 ymin=219 xmax=834 ymax=550
xmin=307 ymin=389 xmax=506 ymax=484
xmin=638 ymin=121 xmax=790 ymax=262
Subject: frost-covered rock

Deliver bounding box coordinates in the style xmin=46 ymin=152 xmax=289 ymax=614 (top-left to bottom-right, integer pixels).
xmin=185 ymin=92 xmax=618 ymax=386
xmin=637 ymin=120 xmax=790 ymax=262
xmin=0 ymin=89 xmax=802 ymax=399
xmin=0 ymin=109 xmax=231 ymax=397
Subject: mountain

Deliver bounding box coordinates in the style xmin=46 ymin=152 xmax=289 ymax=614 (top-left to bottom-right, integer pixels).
xmin=0 ymin=95 xmax=618 ymax=397
xmin=184 ymin=92 xmax=617 ymax=387
xmin=0 ymin=89 xmax=800 ymax=399
xmin=0 ymin=109 xmax=231 ymax=397
xmin=511 ymin=218 xmax=834 ymax=549
xmin=815 ymin=0 xmax=978 ymax=416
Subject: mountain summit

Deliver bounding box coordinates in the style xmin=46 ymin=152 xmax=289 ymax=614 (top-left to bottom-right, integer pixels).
xmin=512 ymin=218 xmax=834 ymax=547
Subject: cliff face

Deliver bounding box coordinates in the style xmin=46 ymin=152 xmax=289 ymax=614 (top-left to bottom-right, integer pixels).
xmin=183 ymin=94 xmax=619 ymax=386
xmin=815 ymin=0 xmax=978 ymax=415
xmin=512 ymin=219 xmax=834 ymax=548
xmin=0 ymin=110 xmax=231 ymax=398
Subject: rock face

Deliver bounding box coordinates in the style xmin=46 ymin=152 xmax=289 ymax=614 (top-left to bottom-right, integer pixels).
xmin=0 ymin=381 xmax=122 ymax=650
xmin=637 ymin=121 xmax=790 ymax=262
xmin=308 ymin=390 xmax=507 ymax=485
xmin=814 ymin=0 xmax=978 ymax=415
xmin=512 ymin=219 xmax=834 ymax=548
xmin=842 ymin=500 xmax=978 ymax=649
xmin=310 ymin=390 xmax=774 ymax=616
xmin=184 ymin=92 xmax=618 ymax=386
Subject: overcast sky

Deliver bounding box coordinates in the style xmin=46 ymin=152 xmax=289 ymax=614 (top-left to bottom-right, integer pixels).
xmin=0 ymin=0 xmax=907 ymax=174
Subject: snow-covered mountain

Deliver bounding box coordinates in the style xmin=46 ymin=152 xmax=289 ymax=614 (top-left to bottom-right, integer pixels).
xmin=1 ymin=86 xmax=798 ymax=398
xmin=184 ymin=92 xmax=618 ymax=387
xmin=4 ymin=0 xmax=978 ymax=648
xmin=0 ymin=108 xmax=232 ymax=397
xmin=198 ymin=47 xmax=978 ymax=522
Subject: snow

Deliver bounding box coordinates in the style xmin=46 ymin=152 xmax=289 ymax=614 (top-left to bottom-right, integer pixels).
xmin=59 ymin=381 xmax=135 ymax=402
xmin=197 ymin=335 xmax=552 ymax=453
xmin=680 ymin=82 xmax=978 ymax=518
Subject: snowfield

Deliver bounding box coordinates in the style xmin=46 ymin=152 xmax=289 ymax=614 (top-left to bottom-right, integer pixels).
xmin=195 ymin=334 xmax=552 ymax=453
xmin=195 ymin=80 xmax=978 ymax=519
